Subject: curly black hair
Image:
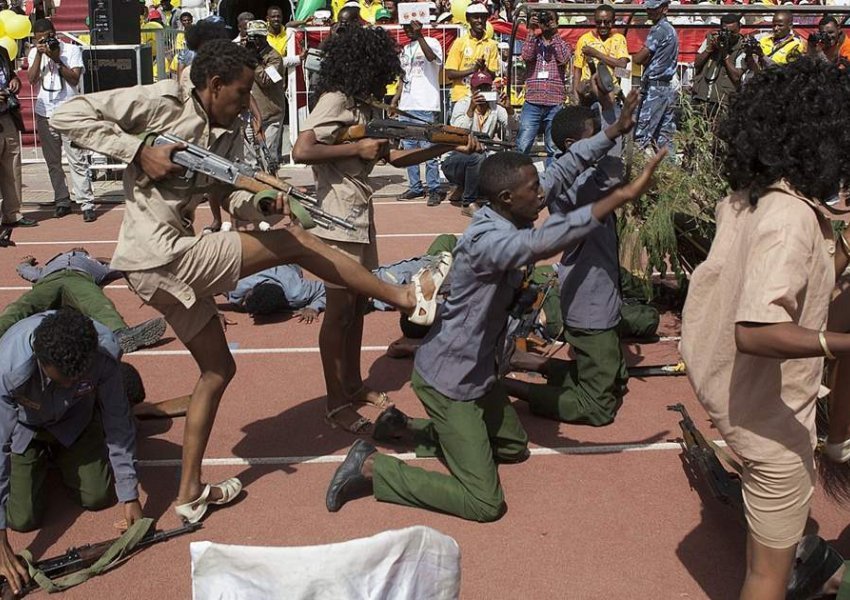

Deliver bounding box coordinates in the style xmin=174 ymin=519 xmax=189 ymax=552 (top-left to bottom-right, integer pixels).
xmin=185 ymin=19 xmax=230 ymax=51
xmin=314 ymin=26 xmax=402 ymax=100
xmin=33 ymin=308 xmax=98 ymax=380
xmin=551 ymin=106 xmax=597 ymax=152
xmin=244 ymin=282 xmax=291 ymax=315
xmin=717 ymin=56 xmax=850 ymax=206
xmin=190 ymin=39 xmax=259 ymax=90
xmin=120 ymin=362 xmax=146 ymax=405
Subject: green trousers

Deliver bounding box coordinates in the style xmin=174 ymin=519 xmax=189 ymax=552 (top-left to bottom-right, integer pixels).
xmin=426 ymin=234 xmax=458 ymax=256
xmin=0 ymin=270 xmax=127 ymax=339
xmin=524 ymin=326 xmax=628 ymax=427
xmin=7 ymin=415 xmax=113 ymax=532
xmin=372 ymin=370 xmax=529 ymax=522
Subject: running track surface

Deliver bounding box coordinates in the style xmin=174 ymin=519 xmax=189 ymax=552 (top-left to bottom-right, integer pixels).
xmin=4 ymin=178 xmax=850 ymax=600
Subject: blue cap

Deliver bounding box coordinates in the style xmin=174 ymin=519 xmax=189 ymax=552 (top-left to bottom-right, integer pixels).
xmin=644 ymin=0 xmax=669 ymax=9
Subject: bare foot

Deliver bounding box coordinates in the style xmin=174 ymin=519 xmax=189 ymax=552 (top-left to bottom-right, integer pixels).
xmin=326 ymin=403 xmax=373 ymax=434
xmin=349 ymin=387 xmax=392 ymax=410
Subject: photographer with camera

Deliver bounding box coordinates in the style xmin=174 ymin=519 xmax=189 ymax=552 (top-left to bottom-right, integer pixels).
xmin=807 ymin=16 xmax=850 ymax=69
xmin=27 ymin=19 xmax=95 ymax=223
xmin=756 ymin=11 xmax=805 ymax=69
xmin=691 ymin=14 xmax=745 ymax=114
xmin=516 ymin=9 xmax=571 ymax=165
xmin=0 ymin=41 xmax=34 ymax=233
xmin=243 ymin=20 xmax=285 ymax=170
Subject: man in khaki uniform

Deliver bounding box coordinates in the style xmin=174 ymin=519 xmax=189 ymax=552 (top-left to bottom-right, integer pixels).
xmin=0 ymin=45 xmax=35 ymax=231
xmin=50 ymin=40 xmax=440 ymax=525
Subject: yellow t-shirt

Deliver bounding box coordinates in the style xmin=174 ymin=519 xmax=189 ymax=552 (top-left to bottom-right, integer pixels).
xmin=359 ymin=0 xmax=384 ymax=24
xmin=267 ymin=30 xmax=287 ymax=57
xmin=332 ymin=0 xmax=345 ymax=19
xmin=573 ymin=31 xmax=630 ymax=82
xmin=760 ymin=34 xmax=805 ymax=65
xmin=445 ymin=34 xmax=500 ymax=102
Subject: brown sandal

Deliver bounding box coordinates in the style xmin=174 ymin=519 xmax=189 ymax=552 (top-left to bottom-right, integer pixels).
xmin=350 ymin=387 xmax=393 ymax=410
xmin=325 ymin=403 xmax=373 ymax=434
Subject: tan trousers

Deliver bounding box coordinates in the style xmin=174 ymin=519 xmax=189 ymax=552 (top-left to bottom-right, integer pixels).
xmin=0 ymin=113 xmax=23 ymax=224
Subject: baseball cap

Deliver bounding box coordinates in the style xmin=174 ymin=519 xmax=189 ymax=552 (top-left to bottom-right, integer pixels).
xmin=436 ymin=11 xmax=452 ymax=22
xmin=466 ymin=3 xmax=489 ymax=15
xmin=246 ymin=19 xmax=268 ymax=35
xmin=375 ymin=7 xmax=392 ymax=20
xmin=470 ymin=71 xmax=494 ymax=88
xmin=644 ymin=0 xmax=670 ymax=8
xmin=147 ymin=8 xmax=162 ymax=19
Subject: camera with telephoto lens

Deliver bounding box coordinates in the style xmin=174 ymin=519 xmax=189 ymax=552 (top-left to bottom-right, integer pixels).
xmin=43 ymin=35 xmax=60 ymax=53
xmin=714 ymin=28 xmax=735 ymax=52
xmin=742 ymin=35 xmax=762 ymax=56
xmin=809 ymin=31 xmax=835 ymax=47
xmin=0 ymin=87 xmax=20 ymax=115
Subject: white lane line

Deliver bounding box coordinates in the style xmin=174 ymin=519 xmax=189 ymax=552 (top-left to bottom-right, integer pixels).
xmin=130 ymin=345 xmax=390 ymax=356
xmin=0 ymin=285 xmax=131 ymax=291
xmin=137 ymin=441 xmax=697 ymax=467
xmin=9 ymin=233 xmax=463 ymax=246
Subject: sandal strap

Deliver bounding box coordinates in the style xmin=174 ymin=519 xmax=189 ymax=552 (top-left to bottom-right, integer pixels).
xmin=326 ymin=403 xmax=354 ymax=419
xmin=349 ymin=417 xmax=372 ymax=434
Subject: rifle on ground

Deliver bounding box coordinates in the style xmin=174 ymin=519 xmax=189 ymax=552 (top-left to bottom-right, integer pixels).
xmin=142 ymin=132 xmax=354 ymax=231
xmin=1 ymin=520 xmax=200 ymax=599
xmin=338 ymin=119 xmax=514 ymax=152
xmin=667 ymin=403 xmax=744 ymax=518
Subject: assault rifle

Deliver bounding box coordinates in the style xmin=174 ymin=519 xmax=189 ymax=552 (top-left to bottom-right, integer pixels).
xmin=499 ymin=272 xmax=559 ymax=377
xmin=253 ymin=136 xmax=279 ymax=176
xmin=0 ymin=521 xmax=200 ymax=599
xmin=668 ymin=403 xmax=744 ymax=518
xmin=338 ymin=119 xmax=514 ymax=152
xmin=142 ymin=133 xmax=354 ymax=231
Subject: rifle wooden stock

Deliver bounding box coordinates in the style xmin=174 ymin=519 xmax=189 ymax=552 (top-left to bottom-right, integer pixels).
xmin=337 ymin=120 xmax=513 ymax=150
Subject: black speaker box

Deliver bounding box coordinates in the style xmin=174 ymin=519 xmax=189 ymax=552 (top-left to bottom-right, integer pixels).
xmin=89 ymin=0 xmax=141 ymax=45
xmin=81 ymin=45 xmax=154 ymax=94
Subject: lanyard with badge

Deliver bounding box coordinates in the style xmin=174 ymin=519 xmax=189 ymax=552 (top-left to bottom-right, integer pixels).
xmin=535 ymin=39 xmax=553 ymax=80
xmin=402 ymin=43 xmax=421 ymax=94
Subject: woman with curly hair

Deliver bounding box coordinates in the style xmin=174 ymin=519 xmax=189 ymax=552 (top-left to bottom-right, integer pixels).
xmin=680 ymin=57 xmax=850 ymax=600
xmin=293 ymin=26 xmax=478 ymax=434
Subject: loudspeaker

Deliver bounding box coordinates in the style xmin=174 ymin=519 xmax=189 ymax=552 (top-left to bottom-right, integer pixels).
xmin=81 ymin=46 xmax=154 ymax=94
xmin=89 ymin=0 xmax=141 ymax=45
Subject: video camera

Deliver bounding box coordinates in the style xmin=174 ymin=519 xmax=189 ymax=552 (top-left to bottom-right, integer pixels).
xmin=809 ymin=31 xmax=836 ymax=47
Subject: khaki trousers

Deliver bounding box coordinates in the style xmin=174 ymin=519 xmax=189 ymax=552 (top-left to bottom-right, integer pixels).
xmin=0 ymin=112 xmax=23 ymax=224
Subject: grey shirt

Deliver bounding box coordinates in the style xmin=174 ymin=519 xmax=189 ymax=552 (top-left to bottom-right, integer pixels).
xmin=543 ymin=107 xmax=624 ymax=330
xmin=0 ymin=313 xmax=138 ymax=528
xmin=414 ymin=130 xmax=614 ymax=401
xmin=16 ymin=251 xmax=123 ymax=285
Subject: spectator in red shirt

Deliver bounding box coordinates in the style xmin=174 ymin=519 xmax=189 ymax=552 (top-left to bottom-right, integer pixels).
xmin=516 ymin=9 xmax=571 ymax=165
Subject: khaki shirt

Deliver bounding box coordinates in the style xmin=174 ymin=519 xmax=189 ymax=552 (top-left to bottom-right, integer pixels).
xmin=49 ymin=78 xmax=264 ymax=278
xmin=681 ymin=182 xmax=835 ymax=463
xmin=253 ymin=46 xmax=285 ymax=122
xmin=302 ymin=92 xmax=376 ymax=244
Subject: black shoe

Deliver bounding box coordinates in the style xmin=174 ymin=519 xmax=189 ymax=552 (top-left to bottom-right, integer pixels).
xmin=326 ymin=439 xmax=376 ymax=513
xmin=426 ymin=191 xmax=443 ymax=207
xmin=787 ymin=535 xmax=845 ymax=600
xmin=116 ymin=317 xmax=167 ymax=354
xmin=8 ymin=217 xmax=37 ymax=228
xmin=54 ymin=205 xmax=72 ymax=218
xmin=372 ymin=406 xmax=410 ymax=443
xmin=0 ymin=227 xmax=13 ymax=248
xmin=83 ymin=209 xmax=97 ymax=223
xmin=398 ymin=189 xmax=425 ymax=201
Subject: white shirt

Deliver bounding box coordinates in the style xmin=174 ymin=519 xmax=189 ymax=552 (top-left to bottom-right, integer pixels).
xmin=398 ymin=37 xmax=443 ymax=113
xmin=449 ymin=97 xmax=508 ymax=138
xmin=27 ymin=41 xmax=84 ymax=118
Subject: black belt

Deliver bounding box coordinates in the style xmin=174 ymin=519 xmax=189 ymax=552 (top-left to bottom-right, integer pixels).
xmin=642 ymin=79 xmax=673 ymax=87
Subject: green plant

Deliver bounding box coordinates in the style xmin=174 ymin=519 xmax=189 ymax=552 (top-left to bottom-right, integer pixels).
xmin=618 ymin=96 xmax=728 ymax=300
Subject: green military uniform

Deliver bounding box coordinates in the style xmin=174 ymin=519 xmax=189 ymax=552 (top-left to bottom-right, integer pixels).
xmin=0 ymin=270 xmax=128 ymax=339
xmin=372 ymin=370 xmax=528 ymax=522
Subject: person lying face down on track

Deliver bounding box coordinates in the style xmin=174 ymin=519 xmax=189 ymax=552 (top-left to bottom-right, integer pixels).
xmin=680 ymin=57 xmax=850 ymax=600
xmin=324 ymin=140 xmax=667 ymax=523
xmin=48 ymin=39 xmax=445 ymax=526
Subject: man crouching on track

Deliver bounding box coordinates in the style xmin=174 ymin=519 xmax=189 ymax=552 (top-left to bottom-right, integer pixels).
xmin=324 ymin=147 xmax=666 ymax=522
xmin=49 ymin=40 xmax=443 ymax=525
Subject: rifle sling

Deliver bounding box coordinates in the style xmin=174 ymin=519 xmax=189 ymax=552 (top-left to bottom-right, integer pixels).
xmin=707 ymin=439 xmax=743 ymax=475
xmin=20 ymin=518 xmax=154 ymax=592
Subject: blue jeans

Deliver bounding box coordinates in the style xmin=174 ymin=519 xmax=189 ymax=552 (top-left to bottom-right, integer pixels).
xmin=515 ymin=102 xmax=561 ymax=165
xmin=441 ymin=152 xmax=486 ymax=206
xmin=634 ymin=83 xmax=676 ymax=155
xmin=400 ymin=111 xmax=441 ymax=194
